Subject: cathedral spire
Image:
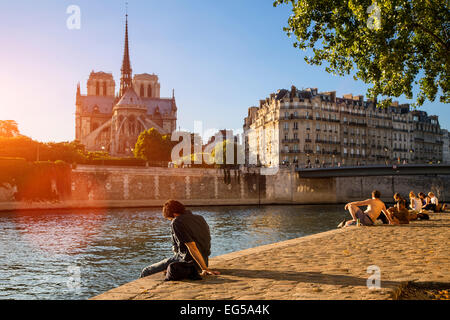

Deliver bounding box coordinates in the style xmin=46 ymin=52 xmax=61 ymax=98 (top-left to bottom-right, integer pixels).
xmin=120 ymin=10 xmax=132 ymax=97
xmin=76 ymin=82 xmax=81 ymax=105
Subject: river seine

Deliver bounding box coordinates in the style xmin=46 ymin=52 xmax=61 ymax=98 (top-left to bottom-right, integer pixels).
xmin=0 ymin=204 xmax=348 ymax=300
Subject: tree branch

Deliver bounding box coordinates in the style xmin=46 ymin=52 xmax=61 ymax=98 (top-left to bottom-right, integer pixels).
xmin=411 ymin=22 xmax=449 ymax=51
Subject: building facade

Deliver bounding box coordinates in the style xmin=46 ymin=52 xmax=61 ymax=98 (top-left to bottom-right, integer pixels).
xmin=243 ymin=86 xmax=444 ymax=167
xmin=75 ymin=15 xmax=177 ymax=156
xmin=442 ymin=129 xmax=450 ymax=164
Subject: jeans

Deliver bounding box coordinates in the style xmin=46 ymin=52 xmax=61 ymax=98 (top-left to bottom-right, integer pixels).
xmin=140 ymin=254 xmax=184 ymax=278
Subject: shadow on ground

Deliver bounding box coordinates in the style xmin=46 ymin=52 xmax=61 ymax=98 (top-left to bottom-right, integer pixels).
xmin=197 ymin=268 xmax=401 ymax=289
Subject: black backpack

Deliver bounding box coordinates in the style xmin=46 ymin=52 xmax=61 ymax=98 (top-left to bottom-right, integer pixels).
xmin=417 ymin=213 xmax=430 ymax=220
xmin=164 ymin=261 xmax=202 ymax=281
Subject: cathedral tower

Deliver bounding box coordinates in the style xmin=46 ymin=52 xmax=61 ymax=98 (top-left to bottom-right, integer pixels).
xmin=75 ymin=8 xmax=178 ymax=155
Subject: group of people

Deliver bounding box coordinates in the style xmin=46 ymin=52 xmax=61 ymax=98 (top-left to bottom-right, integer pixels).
xmin=339 ymin=190 xmax=447 ymax=228
xmin=140 ymin=192 xmax=447 ymax=281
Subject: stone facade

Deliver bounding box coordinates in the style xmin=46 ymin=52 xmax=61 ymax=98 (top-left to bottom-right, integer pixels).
xmin=1 ymin=166 xmax=448 ymax=208
xmin=68 ymin=166 xmax=263 ymax=206
xmin=244 ymin=86 xmax=444 ymax=167
xmin=441 ymin=129 xmax=450 ymax=164
xmin=67 ymin=167 xmax=450 ymax=206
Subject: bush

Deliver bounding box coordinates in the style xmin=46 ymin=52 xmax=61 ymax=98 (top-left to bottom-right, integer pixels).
xmin=0 ymin=159 xmax=71 ymax=202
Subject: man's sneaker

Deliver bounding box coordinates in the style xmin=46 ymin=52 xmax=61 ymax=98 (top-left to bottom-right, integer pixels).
xmin=337 ymin=219 xmax=346 ymax=228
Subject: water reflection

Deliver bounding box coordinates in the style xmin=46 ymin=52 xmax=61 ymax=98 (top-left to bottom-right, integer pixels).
xmin=0 ymin=205 xmax=347 ymax=300
xmin=12 ymin=209 xmax=108 ymax=256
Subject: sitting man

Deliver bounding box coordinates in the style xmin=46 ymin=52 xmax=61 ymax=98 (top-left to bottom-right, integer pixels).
xmin=387 ymin=198 xmax=410 ymax=224
xmin=342 ymin=190 xmax=393 ymax=227
xmin=382 ymin=193 xmax=405 ymax=224
xmin=140 ymin=200 xmax=220 ymax=278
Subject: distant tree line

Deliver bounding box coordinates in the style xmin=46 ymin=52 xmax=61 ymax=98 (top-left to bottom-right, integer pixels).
xmin=133 ymin=128 xmax=244 ymax=168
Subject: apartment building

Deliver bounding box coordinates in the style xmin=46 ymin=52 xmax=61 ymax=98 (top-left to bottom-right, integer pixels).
xmin=243 ymin=86 xmax=443 ymax=167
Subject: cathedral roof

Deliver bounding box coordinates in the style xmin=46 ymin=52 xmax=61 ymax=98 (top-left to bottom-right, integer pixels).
xmin=79 ymin=95 xmax=115 ymax=114
xmin=116 ymin=87 xmax=144 ymax=107
xmin=141 ymin=97 xmax=176 ymax=116
xmin=79 ymin=91 xmax=176 ymax=116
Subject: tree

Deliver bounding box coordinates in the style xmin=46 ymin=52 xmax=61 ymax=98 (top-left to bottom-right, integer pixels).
xmin=0 ymin=135 xmax=91 ymax=163
xmin=211 ymin=139 xmax=245 ymax=167
xmin=274 ymin=0 xmax=449 ymax=107
xmin=134 ymin=128 xmax=173 ymax=162
xmin=41 ymin=140 xmax=87 ymax=163
xmin=0 ymin=135 xmax=39 ymax=161
xmin=0 ymin=120 xmax=20 ymax=137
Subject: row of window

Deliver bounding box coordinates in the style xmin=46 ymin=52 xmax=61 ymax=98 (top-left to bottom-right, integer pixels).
xmin=278 ymin=102 xmax=411 ymax=119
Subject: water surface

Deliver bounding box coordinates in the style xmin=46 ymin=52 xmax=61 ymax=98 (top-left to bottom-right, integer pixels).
xmin=0 ymin=205 xmax=348 ymax=300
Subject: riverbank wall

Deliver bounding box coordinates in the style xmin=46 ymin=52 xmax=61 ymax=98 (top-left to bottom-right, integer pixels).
xmin=1 ymin=165 xmax=449 ymax=211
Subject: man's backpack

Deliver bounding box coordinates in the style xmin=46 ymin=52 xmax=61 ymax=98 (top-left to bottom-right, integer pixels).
xmin=164 ymin=261 xmax=202 ymax=281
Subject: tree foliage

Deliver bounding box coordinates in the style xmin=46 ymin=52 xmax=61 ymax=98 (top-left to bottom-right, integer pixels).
xmin=274 ymin=0 xmax=449 ymax=107
xmin=211 ymin=139 xmax=245 ymax=167
xmin=0 ymin=136 xmax=87 ymax=163
xmin=0 ymin=120 xmax=20 ymax=137
xmin=0 ymin=158 xmax=71 ymax=201
xmin=134 ymin=128 xmax=174 ymax=162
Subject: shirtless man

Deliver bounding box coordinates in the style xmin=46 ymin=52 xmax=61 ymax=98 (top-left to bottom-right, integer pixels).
xmin=387 ymin=198 xmax=410 ymax=224
xmin=343 ymin=190 xmax=393 ymax=227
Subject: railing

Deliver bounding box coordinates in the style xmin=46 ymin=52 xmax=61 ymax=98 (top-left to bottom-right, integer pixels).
xmin=316 ymin=140 xmax=340 ymax=145
xmin=280 ymin=105 xmax=313 ymax=110
xmin=296 ymin=164 xmax=450 ymax=178
xmin=282 ymin=139 xmax=300 ymax=143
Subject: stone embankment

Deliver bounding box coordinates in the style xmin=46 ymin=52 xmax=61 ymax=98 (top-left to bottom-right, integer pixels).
xmin=93 ymin=213 xmax=450 ymax=300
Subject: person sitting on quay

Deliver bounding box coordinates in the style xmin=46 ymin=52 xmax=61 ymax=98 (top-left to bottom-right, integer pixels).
xmin=378 ymin=192 xmax=404 ymax=224
xmin=339 ymin=190 xmax=393 ymax=227
xmin=140 ymin=200 xmax=220 ymax=279
xmin=422 ymin=192 xmax=438 ymax=212
xmin=386 ymin=198 xmax=410 ymax=225
xmin=408 ymin=191 xmax=423 ymax=221
xmin=424 ymin=192 xmax=447 ymax=212
xmin=418 ymin=192 xmax=432 ymax=209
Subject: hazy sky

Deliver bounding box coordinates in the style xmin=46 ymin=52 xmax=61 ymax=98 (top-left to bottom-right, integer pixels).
xmin=0 ymin=0 xmax=448 ymax=142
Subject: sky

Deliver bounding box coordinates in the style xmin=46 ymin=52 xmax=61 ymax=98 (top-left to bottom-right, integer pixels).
xmin=0 ymin=0 xmax=448 ymax=142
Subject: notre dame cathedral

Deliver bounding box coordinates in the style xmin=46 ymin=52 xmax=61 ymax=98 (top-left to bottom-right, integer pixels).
xmin=75 ymin=14 xmax=177 ymax=156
